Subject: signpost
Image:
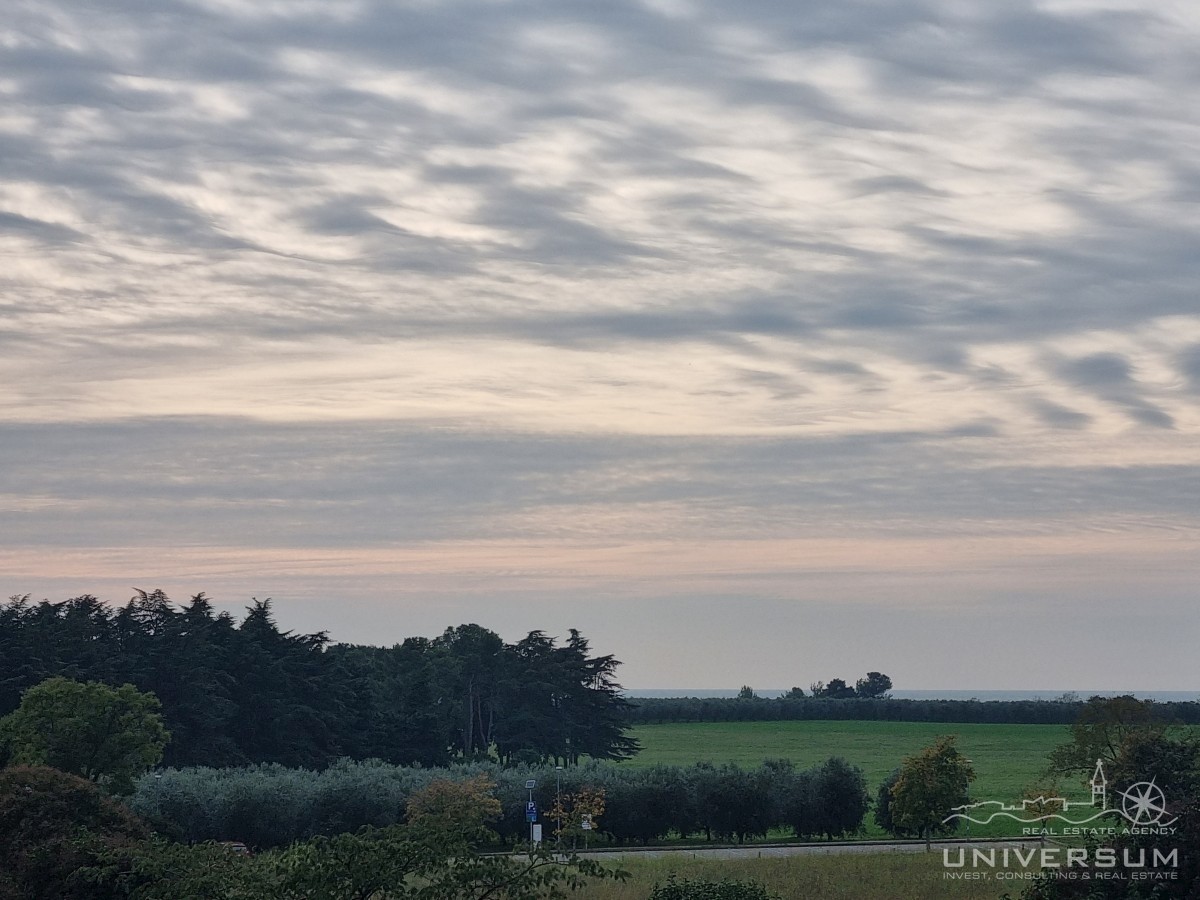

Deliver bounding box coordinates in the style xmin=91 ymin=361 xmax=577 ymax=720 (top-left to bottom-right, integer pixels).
xmin=525 ymin=780 xmax=538 ymax=848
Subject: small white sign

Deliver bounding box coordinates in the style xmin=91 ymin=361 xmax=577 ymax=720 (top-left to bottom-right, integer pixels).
xmin=532 ymin=823 xmax=543 ymax=844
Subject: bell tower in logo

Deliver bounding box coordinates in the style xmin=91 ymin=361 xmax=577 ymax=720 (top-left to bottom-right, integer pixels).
xmin=1091 ymin=759 xmax=1107 ymax=808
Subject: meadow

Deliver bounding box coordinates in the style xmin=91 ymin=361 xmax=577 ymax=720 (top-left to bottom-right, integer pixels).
xmin=570 ymin=851 xmax=1028 ymax=900
xmin=625 ymin=720 xmax=1076 ymax=839
xmin=566 ymin=719 xmax=1065 ymax=896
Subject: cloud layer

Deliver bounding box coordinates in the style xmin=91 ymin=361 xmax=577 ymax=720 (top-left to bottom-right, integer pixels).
xmin=2 ymin=0 xmax=1198 ymax=688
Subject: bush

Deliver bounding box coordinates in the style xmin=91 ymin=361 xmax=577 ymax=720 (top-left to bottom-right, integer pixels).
xmin=648 ymin=873 xmax=780 ymax=900
xmin=0 ymin=766 xmax=148 ymax=900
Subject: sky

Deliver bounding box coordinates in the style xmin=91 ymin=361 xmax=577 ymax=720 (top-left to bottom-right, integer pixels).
xmin=2 ymin=0 xmax=1198 ymax=692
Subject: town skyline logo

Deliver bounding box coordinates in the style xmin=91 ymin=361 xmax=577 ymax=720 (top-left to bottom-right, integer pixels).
xmin=944 ymin=759 xmax=1178 ymax=828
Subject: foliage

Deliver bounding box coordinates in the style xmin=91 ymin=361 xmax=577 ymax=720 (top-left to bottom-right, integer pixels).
xmin=811 ymin=678 xmax=857 ymax=699
xmin=253 ymin=823 xmax=461 ymax=900
xmin=406 ymin=774 xmax=501 ymax=832
xmin=889 ymin=735 xmax=974 ymax=848
xmin=602 ymin=764 xmax=693 ymax=845
xmin=71 ymin=823 xmax=626 ymax=900
xmin=647 ymin=873 xmax=780 ymax=900
xmin=807 ymin=756 xmax=870 ymax=839
xmin=626 ymin=696 xmax=1200 ymax=727
xmin=1017 ymin=776 xmax=1067 ymax=822
xmin=547 ymin=786 xmax=605 ymax=846
xmin=807 ymin=672 xmax=891 ymax=700
xmin=0 ymin=592 xmax=639 ymax=769
xmin=737 ymin=686 xmax=757 ymax=699
xmin=411 ymin=829 xmax=627 ymax=900
xmin=1046 ymin=695 xmax=1170 ymax=778
xmin=132 ymin=759 xmax=418 ymax=847
xmin=557 ymin=852 xmax=1019 ymax=900
xmin=854 ymin=672 xmax=893 ymax=699
xmin=71 ymin=837 xmax=257 ymax=900
xmin=873 ymin=768 xmax=916 ymax=837
xmin=1019 ymin=731 xmax=1200 ymax=899
xmin=130 ymin=756 xmax=873 ymax=850
xmin=0 ymin=677 xmax=168 ymax=794
xmin=0 ymin=765 xmax=148 ymax=900
xmin=687 ymin=761 xmax=774 ymax=843
xmin=769 ymin=756 xmax=870 ymax=841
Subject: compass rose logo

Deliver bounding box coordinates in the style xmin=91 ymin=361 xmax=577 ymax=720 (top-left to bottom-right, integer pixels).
xmin=1119 ymin=780 xmax=1173 ymax=826
xmin=944 ymin=759 xmax=1178 ymax=828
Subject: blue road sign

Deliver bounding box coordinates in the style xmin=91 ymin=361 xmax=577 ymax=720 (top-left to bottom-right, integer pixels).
xmin=526 ymin=801 xmax=537 ymax=822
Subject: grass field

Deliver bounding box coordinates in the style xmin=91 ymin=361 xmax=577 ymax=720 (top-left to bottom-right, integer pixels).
xmin=625 ymin=720 xmax=1076 ymax=839
xmin=570 ymin=852 xmax=1027 ymax=899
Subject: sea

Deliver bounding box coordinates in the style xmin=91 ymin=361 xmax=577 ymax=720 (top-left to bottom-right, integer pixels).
xmin=622 ymin=689 xmax=1199 ymax=702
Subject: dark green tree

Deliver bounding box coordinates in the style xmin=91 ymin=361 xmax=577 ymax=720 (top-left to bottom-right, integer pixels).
xmin=1 ymin=591 xmax=639 ymax=771
xmin=1020 ymin=731 xmax=1200 ymax=898
xmin=0 ymin=766 xmax=149 ymax=900
xmin=435 ymin=624 xmax=506 ymax=759
xmin=1047 ymin=694 xmax=1167 ymax=778
xmin=873 ymin=768 xmax=917 ymax=837
xmin=810 ymin=678 xmax=856 ymax=699
xmin=854 ymin=672 xmax=892 ymax=699
xmin=687 ymin=762 xmax=772 ymax=843
xmin=227 ymin=599 xmax=344 ymax=767
xmin=555 ymin=630 xmax=639 ymax=764
xmin=0 ymin=677 xmax=169 ymax=794
xmin=809 ymin=757 xmax=870 ymax=839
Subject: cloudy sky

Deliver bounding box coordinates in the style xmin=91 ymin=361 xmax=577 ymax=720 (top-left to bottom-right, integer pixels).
xmin=3 ymin=0 xmax=1198 ymax=691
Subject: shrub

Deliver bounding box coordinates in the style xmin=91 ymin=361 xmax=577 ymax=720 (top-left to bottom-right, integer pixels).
xmin=648 ymin=873 xmax=780 ymax=900
xmin=0 ymin=766 xmax=148 ymax=900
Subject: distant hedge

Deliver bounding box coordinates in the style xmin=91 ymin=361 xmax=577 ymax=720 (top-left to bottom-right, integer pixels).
xmin=132 ymin=756 xmax=871 ymax=849
xmin=624 ymin=696 xmax=1200 ymax=726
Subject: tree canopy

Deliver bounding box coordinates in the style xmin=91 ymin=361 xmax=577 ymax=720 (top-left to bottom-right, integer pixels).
xmin=889 ymin=735 xmax=974 ymax=849
xmin=0 ymin=677 xmax=168 ymax=794
xmin=1046 ymin=694 xmax=1170 ymax=777
xmin=0 ymin=766 xmax=149 ymax=900
xmin=0 ymin=591 xmax=638 ymax=769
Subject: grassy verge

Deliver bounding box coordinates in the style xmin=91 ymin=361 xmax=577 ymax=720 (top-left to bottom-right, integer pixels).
xmin=572 ymin=851 xmax=1026 ymax=899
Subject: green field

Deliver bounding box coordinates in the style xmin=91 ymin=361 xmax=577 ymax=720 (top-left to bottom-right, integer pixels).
xmin=626 ymin=720 xmax=1076 ymax=839
xmin=571 ymin=852 xmax=1023 ymax=900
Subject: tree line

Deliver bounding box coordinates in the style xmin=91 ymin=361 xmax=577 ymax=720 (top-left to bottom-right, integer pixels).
xmin=0 ymin=766 xmax=620 ymax=900
xmin=0 ymin=591 xmax=637 ymax=769
xmin=627 ymin=695 xmax=1200 ymax=726
xmin=132 ymin=757 xmax=872 ymax=849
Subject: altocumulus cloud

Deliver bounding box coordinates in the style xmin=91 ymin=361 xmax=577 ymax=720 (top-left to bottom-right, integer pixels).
xmin=1 ymin=0 xmax=1198 ymax=687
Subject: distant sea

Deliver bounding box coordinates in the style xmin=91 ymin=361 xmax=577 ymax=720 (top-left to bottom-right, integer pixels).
xmin=623 ymin=689 xmax=1199 ymax=702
